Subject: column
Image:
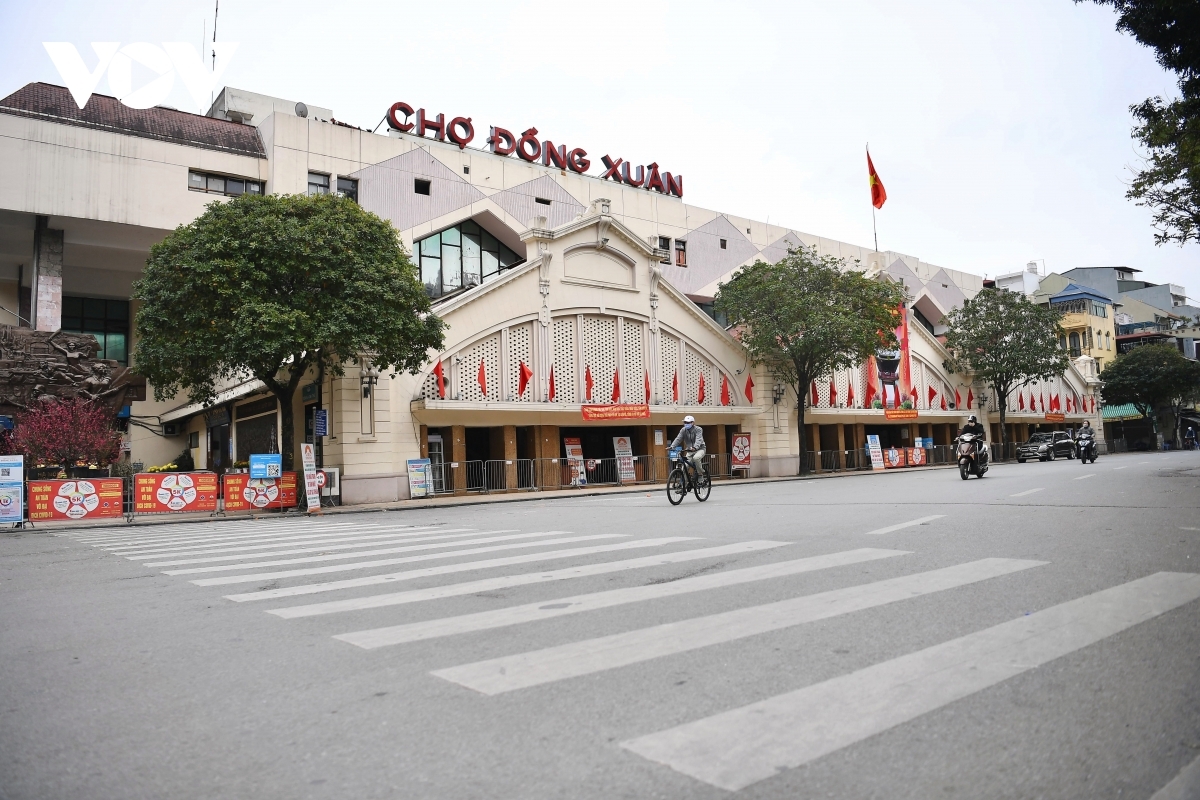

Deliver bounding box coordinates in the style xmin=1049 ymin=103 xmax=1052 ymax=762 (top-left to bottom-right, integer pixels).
xmin=503 ymin=425 xmax=518 ymax=491
xmin=854 ymin=423 xmax=866 ymax=465
xmin=31 ymin=219 xmax=64 ymax=332
xmin=809 ymin=423 xmax=821 ymax=472
xmin=419 ymin=425 xmax=428 ymax=459
xmin=836 ymin=423 xmax=847 ymax=470
xmin=535 ymin=425 xmax=560 ymax=489
xmin=710 ymin=424 xmax=727 ymax=477
xmin=651 ymin=424 xmax=668 ymax=481
xmin=451 ymin=425 xmax=466 ymax=495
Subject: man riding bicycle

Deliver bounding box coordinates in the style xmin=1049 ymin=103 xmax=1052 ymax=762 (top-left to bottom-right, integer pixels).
xmin=671 ymin=416 xmax=707 ymax=479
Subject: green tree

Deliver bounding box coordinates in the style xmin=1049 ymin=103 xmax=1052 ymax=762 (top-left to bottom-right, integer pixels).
xmin=715 ymin=246 xmax=907 ymax=475
xmin=1083 ymin=0 xmax=1200 ymax=245
xmin=941 ymin=289 xmax=1071 ymax=454
xmin=1100 ymin=343 xmax=1200 ymax=446
xmin=134 ymin=193 xmax=445 ymax=470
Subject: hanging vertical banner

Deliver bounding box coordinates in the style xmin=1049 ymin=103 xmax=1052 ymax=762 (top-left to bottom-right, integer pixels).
xmin=0 ymin=454 xmax=24 ymax=523
xmin=28 ymin=478 xmax=125 ymax=521
xmin=731 ymin=432 xmax=751 ymax=470
xmin=866 ymin=435 xmax=885 ymax=471
xmin=612 ymin=436 xmax=636 ymax=482
xmin=301 ymin=443 xmax=321 ymax=511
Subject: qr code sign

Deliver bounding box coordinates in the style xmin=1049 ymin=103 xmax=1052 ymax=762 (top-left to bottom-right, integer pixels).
xmin=0 ymin=468 xmax=10 ymax=478
xmin=266 ymin=464 xmax=281 ymax=477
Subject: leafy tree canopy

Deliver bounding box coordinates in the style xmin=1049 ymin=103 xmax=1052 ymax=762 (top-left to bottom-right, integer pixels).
xmin=1100 ymin=342 xmax=1200 ymax=443
xmin=1084 ymin=0 xmax=1200 ymax=245
xmin=134 ymin=193 xmax=446 ymax=469
xmin=715 ymin=246 xmax=907 ymax=474
xmin=942 ymin=288 xmax=1071 ymax=447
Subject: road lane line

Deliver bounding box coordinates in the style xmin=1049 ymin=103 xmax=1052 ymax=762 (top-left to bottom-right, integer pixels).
xmin=269 ymin=541 xmax=793 ymax=619
xmin=1073 ymin=474 xmax=1096 ymax=480
xmin=224 ymin=538 xmax=702 ymax=602
xmin=1009 ymin=488 xmax=1043 ymax=497
xmin=191 ymin=534 xmax=628 ymax=586
xmin=140 ymin=529 xmax=495 ymax=565
xmin=334 ymin=548 xmax=910 ymax=650
xmin=1113 ymin=466 xmax=1128 ymax=470
xmin=1149 ymin=753 xmax=1200 ymax=800
xmin=619 ymin=571 xmax=1200 ymax=792
xmin=116 ymin=526 xmax=457 ymax=557
xmin=862 ymin=515 xmax=945 ymax=535
xmin=92 ymin=524 xmax=412 ymax=550
xmin=435 ymin=558 xmax=1042 ymax=695
xmin=163 ymin=530 xmax=538 ymax=575
xmin=78 ymin=522 xmax=366 ymax=544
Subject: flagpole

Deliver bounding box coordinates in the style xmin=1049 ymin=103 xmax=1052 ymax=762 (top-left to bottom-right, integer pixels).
xmin=868 ymin=143 xmax=879 ymax=253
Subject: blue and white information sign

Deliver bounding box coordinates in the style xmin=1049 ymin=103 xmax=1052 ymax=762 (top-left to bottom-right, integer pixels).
xmin=314 ymin=409 xmax=328 ymax=437
xmin=249 ymin=453 xmax=283 ymax=479
xmin=0 ymin=454 xmax=24 ymax=523
xmin=406 ymin=458 xmax=431 ymax=499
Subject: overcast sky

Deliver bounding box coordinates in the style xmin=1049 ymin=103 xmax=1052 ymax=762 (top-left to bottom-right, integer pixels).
xmin=2 ymin=0 xmax=1196 ymax=292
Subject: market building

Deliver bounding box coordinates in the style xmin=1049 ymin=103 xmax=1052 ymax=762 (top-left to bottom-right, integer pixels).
xmin=0 ymin=82 xmax=1102 ymax=503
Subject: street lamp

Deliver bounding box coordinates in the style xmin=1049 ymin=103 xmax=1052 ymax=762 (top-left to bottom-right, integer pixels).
xmin=360 ymin=362 xmax=380 ymax=436
xmin=772 ymin=383 xmax=786 ymax=405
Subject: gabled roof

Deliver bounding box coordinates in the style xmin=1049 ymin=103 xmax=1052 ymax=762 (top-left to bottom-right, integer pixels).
xmin=0 ymin=82 xmax=265 ymax=157
xmin=1050 ymin=282 xmax=1112 ymax=305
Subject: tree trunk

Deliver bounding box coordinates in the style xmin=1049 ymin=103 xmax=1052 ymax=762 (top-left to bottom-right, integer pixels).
xmin=273 ymin=387 xmax=297 ymax=472
xmin=997 ymin=386 xmax=1007 ymax=461
xmin=796 ymin=379 xmax=808 ymax=476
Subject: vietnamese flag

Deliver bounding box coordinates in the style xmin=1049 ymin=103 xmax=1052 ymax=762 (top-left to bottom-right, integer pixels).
xmin=548 ymin=365 xmax=556 ymax=401
xmin=645 ymin=370 xmax=651 ymax=403
xmin=672 ymin=371 xmax=679 ymax=402
xmin=954 ymin=388 xmax=962 ymax=409
xmin=927 ymin=385 xmax=937 ymax=408
xmin=477 ymin=359 xmax=487 ymax=396
xmin=909 ymin=383 xmax=919 ymax=406
xmin=584 ymin=365 xmax=594 ymax=401
xmin=967 ymin=388 xmax=974 ymax=409
xmin=698 ymin=373 xmax=706 ymax=404
xmin=846 ymin=380 xmax=855 ymax=408
xmin=517 ymin=361 xmax=533 ymax=397
xmin=864 ymin=380 xmax=876 ymax=408
xmin=868 ymin=150 xmax=887 ymax=209
xmin=1018 ymin=391 xmax=1025 ymax=411
xmin=811 ymin=380 xmax=819 ymax=406
xmin=721 ymin=374 xmax=731 ymax=406
xmin=745 ymin=374 xmax=754 ymax=404
xmin=940 ymin=392 xmax=947 ymax=411
xmin=432 ymin=360 xmax=446 ymax=399
xmin=611 ymin=369 xmax=621 ymax=403
xmin=829 ymin=379 xmax=837 ymax=407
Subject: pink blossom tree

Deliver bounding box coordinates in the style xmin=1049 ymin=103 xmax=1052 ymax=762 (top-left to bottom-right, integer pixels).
xmin=13 ymin=398 xmax=122 ymax=475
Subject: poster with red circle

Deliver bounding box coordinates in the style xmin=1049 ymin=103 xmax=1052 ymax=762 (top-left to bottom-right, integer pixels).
xmin=222 ymin=472 xmax=298 ymax=512
xmin=883 ymin=448 xmax=907 ymax=468
xmin=28 ymin=479 xmax=125 ymax=521
xmin=134 ymin=472 xmax=220 ymax=513
xmin=907 ymin=447 xmax=927 ymax=466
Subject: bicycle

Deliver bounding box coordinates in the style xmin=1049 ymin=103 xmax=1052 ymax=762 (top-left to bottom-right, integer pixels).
xmin=667 ymin=446 xmax=711 ymax=505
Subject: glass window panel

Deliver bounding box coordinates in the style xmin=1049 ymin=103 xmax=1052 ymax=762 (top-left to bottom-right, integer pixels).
xmin=206 ymin=175 xmax=225 ymax=193
xmin=226 ymin=179 xmax=245 ymax=196
xmin=107 ymin=300 xmax=129 ymax=320
xmin=188 ymin=171 xmax=206 ymax=190
xmin=462 ymin=231 xmax=482 ymax=285
xmin=461 ymin=220 xmax=479 ymax=236
xmin=420 ymin=255 xmax=441 ymax=297
xmin=83 ymin=298 xmax=106 ymax=318
xmin=482 ymin=250 xmax=500 ymax=278
xmin=441 ymin=226 xmax=461 ymax=246
xmin=106 ymin=333 xmax=127 ymax=365
xmin=246 ymin=182 xmax=263 ymax=195
xmin=499 ymin=244 xmax=520 ymax=267
xmin=63 ymin=296 xmax=83 ymax=318
xmin=419 ymin=233 xmax=441 ymax=257
xmin=441 ymin=244 xmax=462 ymax=291
xmin=481 ymin=231 xmax=498 ymax=253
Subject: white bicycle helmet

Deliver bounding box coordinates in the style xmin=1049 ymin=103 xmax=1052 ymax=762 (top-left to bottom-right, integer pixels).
xmin=683 ymin=415 xmax=695 ymax=424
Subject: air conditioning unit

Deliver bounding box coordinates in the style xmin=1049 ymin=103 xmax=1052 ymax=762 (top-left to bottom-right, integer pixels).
xmin=162 ymin=422 xmax=181 ymax=436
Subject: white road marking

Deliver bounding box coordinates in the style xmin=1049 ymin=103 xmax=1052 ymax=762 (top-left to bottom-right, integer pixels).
xmin=619 ymin=571 xmax=1200 ymax=792
xmin=115 ymin=526 xmax=455 ymax=556
xmin=1009 ymin=488 xmax=1044 ymax=497
xmin=435 ymin=558 xmax=1043 ymax=695
xmin=78 ymin=522 xmax=365 ymax=545
xmin=103 ymin=524 xmax=442 ymax=552
xmin=163 ymin=530 xmax=539 ymax=575
xmin=140 ymin=529 xmax=495 ymax=566
xmin=862 ymin=515 xmax=945 ymax=536
xmin=1181 ymin=527 xmax=1199 ymax=532
xmin=1149 ymin=753 xmax=1200 ymax=800
xmin=334 ymin=548 xmax=910 ymax=650
xmin=191 ymin=534 xmax=628 ymax=586
xmin=1073 ymin=474 xmax=1096 ymax=481
xmin=1113 ymin=466 xmax=1128 ymax=470
xmin=225 ymin=538 xmax=702 ymax=602
xmin=269 ymin=541 xmax=793 ymax=619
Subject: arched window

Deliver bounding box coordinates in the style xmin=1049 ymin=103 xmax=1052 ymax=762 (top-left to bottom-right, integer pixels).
xmin=1068 ymin=331 xmax=1081 ymax=357
xmin=1106 ymin=332 xmax=1111 ymax=350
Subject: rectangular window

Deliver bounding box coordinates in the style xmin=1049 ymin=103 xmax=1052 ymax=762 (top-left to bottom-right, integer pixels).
xmin=188 ymin=431 xmax=200 ymax=449
xmin=720 ymin=238 xmax=727 ymax=250
xmin=307 ymin=172 xmax=330 ymax=196
xmin=463 ymin=165 xmax=470 ymax=175
xmin=188 ymin=170 xmax=263 ymax=197
xmin=336 ymin=177 xmax=358 ymax=203
xmin=675 ymin=239 xmax=687 ymax=267
xmin=414 ymin=179 xmax=431 ymax=195
xmin=225 ymin=178 xmax=245 ymax=196
xmin=206 ymin=175 xmax=226 ymax=194
xmin=60 ymin=296 xmax=131 ymax=365
xmin=188 ymin=171 xmax=205 ymax=191
xmin=535 ymin=197 xmax=551 ymax=206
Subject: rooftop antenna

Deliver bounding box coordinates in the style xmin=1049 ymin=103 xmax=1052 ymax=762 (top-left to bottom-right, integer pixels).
xmin=210 ymin=0 xmax=219 ymax=107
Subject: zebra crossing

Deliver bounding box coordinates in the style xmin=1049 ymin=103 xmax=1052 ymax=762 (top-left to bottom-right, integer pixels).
xmin=57 ymin=514 xmax=1200 ymax=793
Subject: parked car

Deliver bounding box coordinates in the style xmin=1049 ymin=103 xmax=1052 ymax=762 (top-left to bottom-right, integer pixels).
xmin=1016 ymin=431 xmax=1075 ymax=462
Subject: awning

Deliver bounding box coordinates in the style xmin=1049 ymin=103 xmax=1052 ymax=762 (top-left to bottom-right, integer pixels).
xmin=1102 ymin=403 xmax=1144 ymax=422
xmin=158 ymin=379 xmax=267 ymax=424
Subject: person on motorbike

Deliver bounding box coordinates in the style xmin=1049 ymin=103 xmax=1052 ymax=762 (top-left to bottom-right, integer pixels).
xmin=671 ymin=416 xmax=707 ymax=480
xmin=958 ymin=414 xmax=988 ymax=465
xmin=1186 ymin=426 xmax=1197 ymax=450
xmin=1076 ymin=420 xmax=1096 ymax=458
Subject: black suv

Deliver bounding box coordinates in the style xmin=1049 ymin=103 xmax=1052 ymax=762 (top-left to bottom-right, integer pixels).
xmin=1017 ymin=431 xmax=1075 ymax=463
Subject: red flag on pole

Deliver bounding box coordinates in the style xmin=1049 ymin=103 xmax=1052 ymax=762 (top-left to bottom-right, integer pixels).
xmin=811 ymin=380 xmax=819 ymax=406
xmin=927 ymin=385 xmax=937 ymax=408
xmin=846 ymin=380 xmax=855 ymax=408
xmin=721 ymin=374 xmax=731 ymax=406
xmin=940 ymin=392 xmax=948 ymax=411
xmin=584 ymin=365 xmax=593 ymax=401
xmin=548 ymin=365 xmax=556 ymax=401
xmin=864 ymin=380 xmax=876 ymax=408
xmin=830 ymin=379 xmax=837 ymax=407
xmin=432 ymin=360 xmax=446 ymax=399
xmin=954 ymin=388 xmax=962 ymax=409
xmin=645 ymin=370 xmax=651 ymax=403
xmin=909 ymin=383 xmax=919 ymax=406
xmin=1019 ymin=391 xmax=1025 ymax=411
xmin=611 ymin=369 xmax=620 ymax=403
xmin=967 ymin=388 xmax=974 ymax=409
xmin=477 ymin=359 xmax=487 ymax=396
xmin=672 ymin=371 xmax=679 ymax=402
xmin=517 ymin=361 xmax=532 ymax=397
xmin=868 ymin=152 xmax=887 ymax=209
xmin=744 ymin=374 xmax=754 ymax=404
xmin=698 ymin=373 xmax=706 ymax=404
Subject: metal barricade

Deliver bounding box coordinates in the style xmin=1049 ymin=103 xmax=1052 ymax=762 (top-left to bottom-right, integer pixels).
xmin=583 ymin=457 xmax=620 ymax=486
xmin=706 ymin=452 xmax=732 ymax=479
xmin=930 ymin=445 xmax=955 ymax=465
xmin=463 ymin=460 xmax=486 ymax=493
xmin=428 ymin=461 xmax=453 ymax=494
xmin=818 ymin=450 xmax=840 ymax=471
xmin=483 ymin=460 xmax=511 ymax=492
xmin=801 ymin=451 xmax=816 ymax=473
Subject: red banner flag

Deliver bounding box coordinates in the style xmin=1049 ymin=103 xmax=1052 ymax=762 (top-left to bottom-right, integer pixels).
xmin=672 ymin=371 xmax=679 ymax=402
xmin=698 ymin=373 xmax=706 ymax=404
xmin=721 ymin=374 xmax=732 ymax=406
xmin=955 ymin=388 xmax=962 ymax=409
xmin=940 ymin=392 xmax=947 ymax=411
xmin=811 ymin=380 xmax=819 ymax=406
xmin=830 ymin=379 xmax=837 ymax=407
xmin=611 ymin=368 xmax=621 ymax=403
xmin=927 ymin=385 xmax=936 ymax=408
xmin=432 ymin=360 xmax=446 ymax=399
xmin=744 ymin=374 xmax=754 ymax=404
xmin=585 ymin=365 xmax=594 ymax=401
xmin=517 ymin=361 xmax=532 ymax=397
xmin=645 ymin=370 xmax=651 ymax=403
xmin=967 ymin=388 xmax=974 ymax=409
xmin=1018 ymin=391 xmax=1025 ymax=411
xmin=868 ymin=151 xmax=887 ymax=209
xmin=846 ymin=380 xmax=855 ymax=408
xmin=864 ymin=378 xmax=876 ymax=408
xmin=477 ymin=359 xmax=487 ymax=396
xmin=548 ymin=364 xmax=556 ymax=402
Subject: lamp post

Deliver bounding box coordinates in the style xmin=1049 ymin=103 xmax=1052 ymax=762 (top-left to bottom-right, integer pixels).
xmin=359 ymin=361 xmax=380 ymax=437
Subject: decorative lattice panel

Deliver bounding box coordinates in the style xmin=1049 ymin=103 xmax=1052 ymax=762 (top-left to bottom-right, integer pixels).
xmin=660 ymin=334 xmax=679 ymax=404
xmin=421 ymin=369 xmax=440 ymax=400
xmin=835 ymin=370 xmax=850 ymax=410
xmin=507 ymin=324 xmax=533 ymax=401
xmin=457 ymin=334 xmax=500 ymax=402
xmin=622 ymin=321 xmax=644 ymax=403
xmin=912 ymin=360 xmax=926 ymax=408
xmin=551 ymin=317 xmax=576 ymax=404
xmin=582 ymin=316 xmax=618 ymax=402
xmin=684 ymin=347 xmax=714 ymax=406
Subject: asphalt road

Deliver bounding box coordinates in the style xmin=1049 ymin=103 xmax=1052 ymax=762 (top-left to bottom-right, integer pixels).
xmin=2 ymin=451 xmax=1199 ymax=800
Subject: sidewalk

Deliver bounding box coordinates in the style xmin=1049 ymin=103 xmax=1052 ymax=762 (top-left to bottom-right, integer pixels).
xmin=7 ymin=462 xmax=963 ymax=533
